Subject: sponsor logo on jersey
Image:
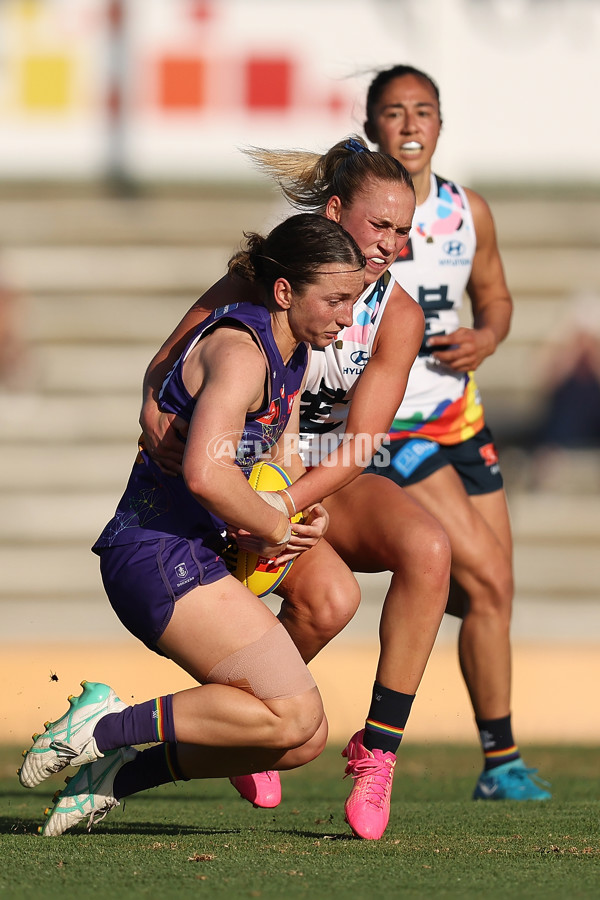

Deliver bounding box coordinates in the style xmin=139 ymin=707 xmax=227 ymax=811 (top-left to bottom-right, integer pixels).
xmin=443 ymin=240 xmax=465 ymax=257
xmin=439 ymin=239 xmax=470 ymax=266
xmin=350 ymin=350 xmax=369 ymax=367
xmin=256 ymin=398 xmax=281 ymax=425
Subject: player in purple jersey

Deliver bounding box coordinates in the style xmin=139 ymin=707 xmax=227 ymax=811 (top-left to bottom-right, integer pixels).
xmin=364 ymin=65 xmax=550 ymax=801
xmin=19 ymin=214 xmax=368 ymax=837
xmin=139 ymin=139 xmax=452 ymax=840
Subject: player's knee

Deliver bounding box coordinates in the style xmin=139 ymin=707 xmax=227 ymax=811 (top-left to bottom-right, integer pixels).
xmin=313 ymin=572 xmax=361 ymax=639
xmin=483 ymin=552 xmax=513 ymax=607
xmin=271 ymin=690 xmax=325 ymax=752
xmin=289 ymin=714 xmax=328 ymax=765
xmin=278 ymin=713 xmax=328 ymax=768
xmin=282 ymin=567 xmax=360 ymax=640
xmin=499 ymin=563 xmax=514 ymax=606
xmin=491 ymin=567 xmax=514 ymax=621
xmin=403 ymin=515 xmax=452 ymax=585
xmin=427 ymin=524 xmax=452 ymax=582
xmin=467 ymin=556 xmax=513 ymax=619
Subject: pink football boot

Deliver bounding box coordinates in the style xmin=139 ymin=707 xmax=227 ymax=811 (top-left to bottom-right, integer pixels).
xmin=229 ymin=771 xmax=282 ymax=808
xmin=342 ymin=729 xmax=396 ymax=840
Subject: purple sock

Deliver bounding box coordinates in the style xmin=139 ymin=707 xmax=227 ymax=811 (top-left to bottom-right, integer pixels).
xmin=113 ymin=743 xmax=188 ymax=801
xmin=94 ymin=695 xmax=177 ymax=752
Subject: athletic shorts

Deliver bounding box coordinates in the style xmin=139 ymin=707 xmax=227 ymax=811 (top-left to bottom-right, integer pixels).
xmin=96 ymin=535 xmax=230 ymax=655
xmin=366 ymin=425 xmax=503 ymax=495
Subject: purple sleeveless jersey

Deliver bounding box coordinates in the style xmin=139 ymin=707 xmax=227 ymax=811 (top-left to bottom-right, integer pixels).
xmin=93 ymin=302 xmax=307 ymax=550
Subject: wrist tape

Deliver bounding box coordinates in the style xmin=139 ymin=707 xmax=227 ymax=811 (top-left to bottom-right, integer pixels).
xmin=256 ymin=490 xmax=292 ymax=545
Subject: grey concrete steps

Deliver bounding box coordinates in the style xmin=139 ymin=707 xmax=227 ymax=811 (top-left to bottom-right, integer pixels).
xmin=0 ymin=443 xmax=136 ymax=491
xmin=30 ymin=345 xmax=157 ymax=394
xmin=24 ymin=294 xmax=193 ymax=344
xmin=510 ymin=492 xmax=600 ymax=541
xmin=0 ymin=193 xmax=280 ymax=246
xmin=513 ymin=544 xmax=599 ymax=597
xmin=0 ymin=392 xmax=140 ymax=442
xmin=1 ymin=492 xmax=123 ymax=542
xmin=491 ymin=197 xmax=600 ymax=248
xmin=3 ymin=246 xmax=229 ymax=294
xmin=0 ymin=545 xmax=106 ymax=600
xmin=500 ymin=246 xmax=600 ymax=295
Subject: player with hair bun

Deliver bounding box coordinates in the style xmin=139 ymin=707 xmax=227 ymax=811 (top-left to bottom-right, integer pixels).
xmin=139 ymin=136 xmax=453 ymax=841
xmin=19 ymin=214 xmax=368 ymax=837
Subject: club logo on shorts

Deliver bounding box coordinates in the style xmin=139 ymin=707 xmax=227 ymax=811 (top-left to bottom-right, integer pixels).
xmin=174 ymin=563 xmax=188 ymax=579
xmin=479 ymin=442 xmax=499 ymax=466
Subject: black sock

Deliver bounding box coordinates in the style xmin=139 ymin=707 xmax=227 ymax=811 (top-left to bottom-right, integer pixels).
xmin=476 ymin=714 xmax=520 ymax=771
xmin=113 ymin=743 xmax=189 ymax=801
xmin=363 ymin=682 xmax=415 ymax=755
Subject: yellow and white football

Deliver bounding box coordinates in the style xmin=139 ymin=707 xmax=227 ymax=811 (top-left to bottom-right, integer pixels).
xmin=224 ymin=461 xmax=302 ymax=598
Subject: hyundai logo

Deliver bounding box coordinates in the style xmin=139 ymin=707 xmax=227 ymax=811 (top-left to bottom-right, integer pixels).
xmin=443 ymin=240 xmax=465 ymax=257
xmin=350 ymin=350 xmax=369 ymax=367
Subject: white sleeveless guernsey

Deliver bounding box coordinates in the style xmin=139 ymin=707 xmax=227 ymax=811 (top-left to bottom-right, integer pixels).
xmin=389 ymin=172 xmax=485 ymax=446
xmin=299 ymin=270 xmax=396 ymax=465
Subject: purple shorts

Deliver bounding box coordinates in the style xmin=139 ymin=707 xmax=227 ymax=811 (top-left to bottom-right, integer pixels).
xmin=96 ymin=536 xmax=230 ymax=655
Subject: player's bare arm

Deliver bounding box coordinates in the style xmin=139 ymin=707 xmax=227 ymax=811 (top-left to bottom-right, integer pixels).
xmin=428 ymin=189 xmax=513 ymax=373
xmin=182 ymin=327 xmax=290 ymax=552
xmin=140 ymin=275 xmax=257 ymax=473
xmin=286 ymin=285 xmax=424 ymax=511
xmin=270 ymin=359 xmax=329 ymax=557
xmin=223 ymin=354 xmax=329 ymax=561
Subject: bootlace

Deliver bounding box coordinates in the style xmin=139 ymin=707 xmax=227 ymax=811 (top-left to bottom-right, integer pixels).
xmin=344 ymin=757 xmax=394 ymax=809
xmin=87 ymin=798 xmax=118 ymax=832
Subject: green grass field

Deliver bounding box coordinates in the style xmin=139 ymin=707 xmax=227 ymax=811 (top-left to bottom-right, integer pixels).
xmin=1 ymin=744 xmax=598 ymax=899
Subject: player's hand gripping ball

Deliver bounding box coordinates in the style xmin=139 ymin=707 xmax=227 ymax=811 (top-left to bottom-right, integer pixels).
xmin=224 ymin=461 xmax=302 ymax=598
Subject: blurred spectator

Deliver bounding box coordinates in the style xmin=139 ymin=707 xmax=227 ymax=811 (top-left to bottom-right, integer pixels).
xmin=531 ymin=292 xmax=600 ymax=490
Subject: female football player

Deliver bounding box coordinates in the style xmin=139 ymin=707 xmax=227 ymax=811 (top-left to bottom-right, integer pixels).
xmin=19 ymin=214 xmax=367 ymax=837
xmin=138 ymin=138 xmax=452 ymax=840
xmin=363 ymin=65 xmax=549 ymax=802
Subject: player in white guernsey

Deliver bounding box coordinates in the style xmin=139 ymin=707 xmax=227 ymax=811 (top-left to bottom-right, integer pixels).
xmin=364 ymin=65 xmax=550 ymax=801
xmin=140 ymin=137 xmax=452 ymax=840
